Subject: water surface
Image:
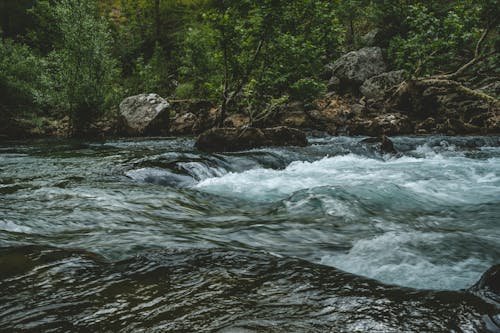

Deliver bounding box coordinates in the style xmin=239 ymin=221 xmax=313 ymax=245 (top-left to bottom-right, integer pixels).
xmin=1 ymin=135 xmax=499 ymax=332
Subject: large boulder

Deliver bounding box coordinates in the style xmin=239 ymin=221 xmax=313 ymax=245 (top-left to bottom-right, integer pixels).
xmin=119 ymin=94 xmax=170 ymax=136
xmin=360 ymin=70 xmax=407 ymax=100
xmin=195 ymin=126 xmax=308 ymax=152
xmin=326 ymin=47 xmax=387 ymax=88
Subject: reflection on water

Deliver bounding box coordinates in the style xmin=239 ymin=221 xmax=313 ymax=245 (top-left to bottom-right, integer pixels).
xmin=0 ymin=246 xmax=498 ymax=332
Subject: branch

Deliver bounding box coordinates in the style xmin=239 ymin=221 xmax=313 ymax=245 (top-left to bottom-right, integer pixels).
xmin=413 ymin=50 xmax=439 ymax=78
xmin=226 ymin=38 xmax=265 ymax=107
xmin=434 ymin=22 xmax=495 ymax=80
xmin=417 ymin=78 xmax=499 ymax=105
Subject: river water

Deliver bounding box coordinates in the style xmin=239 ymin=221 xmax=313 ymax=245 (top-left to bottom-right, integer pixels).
xmin=1 ymin=135 xmax=499 ymax=332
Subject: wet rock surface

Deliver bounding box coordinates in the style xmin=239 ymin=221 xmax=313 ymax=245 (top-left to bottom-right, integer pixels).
xmin=195 ymin=126 xmax=308 ymax=152
xmin=471 ymin=264 xmax=500 ymax=304
xmin=360 ymin=135 xmax=397 ymax=154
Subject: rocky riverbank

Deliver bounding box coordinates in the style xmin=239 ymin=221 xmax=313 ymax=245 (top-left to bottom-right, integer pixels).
xmin=2 ymin=47 xmax=498 ymax=142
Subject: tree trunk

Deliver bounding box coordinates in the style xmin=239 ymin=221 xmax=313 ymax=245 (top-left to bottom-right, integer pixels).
xmin=154 ymin=0 xmax=160 ymax=43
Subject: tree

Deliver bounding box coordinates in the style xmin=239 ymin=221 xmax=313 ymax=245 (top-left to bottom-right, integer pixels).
xmin=192 ymin=0 xmax=342 ymax=126
xmin=0 ymin=37 xmax=42 ymax=119
xmin=0 ymin=0 xmax=37 ymax=41
xmin=40 ymin=0 xmax=118 ymax=136
xmin=337 ymin=0 xmax=367 ymax=48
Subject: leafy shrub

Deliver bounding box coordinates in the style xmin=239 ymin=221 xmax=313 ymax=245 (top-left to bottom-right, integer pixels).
xmin=174 ymin=82 xmax=195 ymax=100
xmin=387 ymin=3 xmax=482 ymax=76
xmin=0 ymin=37 xmax=42 ymax=118
xmin=39 ymin=0 xmax=119 ymax=135
xmin=290 ymin=78 xmax=326 ymax=106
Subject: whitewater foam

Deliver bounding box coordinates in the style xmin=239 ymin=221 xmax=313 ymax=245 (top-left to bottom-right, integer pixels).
xmin=195 ymin=152 xmax=500 ymax=206
xmin=320 ymin=231 xmax=489 ymax=290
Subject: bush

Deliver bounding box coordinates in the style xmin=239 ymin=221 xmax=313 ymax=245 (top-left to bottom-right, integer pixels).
xmin=128 ymin=43 xmax=172 ymax=96
xmin=0 ymin=37 xmax=42 ymax=118
xmin=387 ymin=3 xmax=483 ymax=76
xmin=290 ymin=78 xmax=326 ymax=106
xmin=174 ymin=82 xmax=195 ymax=100
xmin=39 ymin=0 xmax=119 ymax=135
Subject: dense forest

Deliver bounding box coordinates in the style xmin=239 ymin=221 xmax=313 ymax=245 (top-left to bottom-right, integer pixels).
xmin=0 ymin=0 xmax=498 ymax=138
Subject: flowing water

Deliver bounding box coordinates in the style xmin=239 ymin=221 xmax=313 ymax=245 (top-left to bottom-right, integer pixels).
xmin=1 ymin=135 xmax=499 ymax=332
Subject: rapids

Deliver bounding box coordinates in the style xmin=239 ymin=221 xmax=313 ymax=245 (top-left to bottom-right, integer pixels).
xmin=1 ymin=135 xmax=499 ymax=332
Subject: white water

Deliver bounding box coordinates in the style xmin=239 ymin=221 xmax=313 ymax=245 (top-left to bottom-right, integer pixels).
xmin=195 ymin=152 xmax=499 ymax=206
xmin=2 ymin=136 xmax=499 ymax=291
xmin=195 ymin=142 xmax=500 ymax=290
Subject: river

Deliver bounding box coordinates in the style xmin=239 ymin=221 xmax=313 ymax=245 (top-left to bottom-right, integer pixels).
xmin=1 ymin=135 xmax=499 ymax=332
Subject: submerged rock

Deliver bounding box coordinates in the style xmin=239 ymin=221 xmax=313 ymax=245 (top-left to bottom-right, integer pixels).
xmin=195 ymin=126 xmax=308 ymax=152
xmin=470 ymin=264 xmax=500 ymax=304
xmin=119 ymin=93 xmax=170 ymax=136
xmin=125 ymin=168 xmax=195 ymax=187
xmin=360 ymin=135 xmax=397 ymax=154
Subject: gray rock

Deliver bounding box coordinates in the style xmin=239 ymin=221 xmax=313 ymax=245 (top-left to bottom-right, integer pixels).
xmin=170 ymin=112 xmax=197 ymax=135
xmin=360 ymin=70 xmax=407 ymax=100
xmin=469 ymin=264 xmax=500 ymax=304
xmin=361 ymin=29 xmax=381 ymax=46
xmin=327 ymin=47 xmax=387 ymax=86
xmin=119 ymin=94 xmax=170 ymax=136
xmin=327 ymin=76 xmax=341 ymax=91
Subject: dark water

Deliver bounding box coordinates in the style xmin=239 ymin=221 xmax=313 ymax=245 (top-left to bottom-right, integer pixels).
xmin=1 ymin=135 xmax=499 ymax=332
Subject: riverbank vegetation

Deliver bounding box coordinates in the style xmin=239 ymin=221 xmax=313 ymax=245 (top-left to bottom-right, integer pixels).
xmin=0 ymin=0 xmax=498 ymax=137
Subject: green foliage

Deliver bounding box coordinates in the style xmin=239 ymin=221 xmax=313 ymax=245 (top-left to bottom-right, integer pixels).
xmin=26 ymin=0 xmax=60 ymax=54
xmin=177 ymin=24 xmax=221 ymax=100
xmin=39 ymin=0 xmax=119 ymax=134
xmin=182 ymin=0 xmax=343 ymax=119
xmin=0 ymin=37 xmax=42 ymax=118
xmin=290 ymin=78 xmax=326 ymax=106
xmin=387 ymin=2 xmax=483 ymax=76
xmin=0 ymin=0 xmax=497 ymax=135
xmin=336 ymin=0 xmax=370 ymax=48
xmin=174 ymin=82 xmax=195 ymax=100
xmin=0 ymin=0 xmax=37 ymax=41
xmin=129 ymin=43 xmax=172 ymax=96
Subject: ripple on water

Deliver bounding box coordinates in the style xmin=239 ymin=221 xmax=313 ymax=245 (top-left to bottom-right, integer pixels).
xmin=0 ymin=246 xmax=497 ymax=332
xmin=0 ymin=135 xmax=499 ymax=292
